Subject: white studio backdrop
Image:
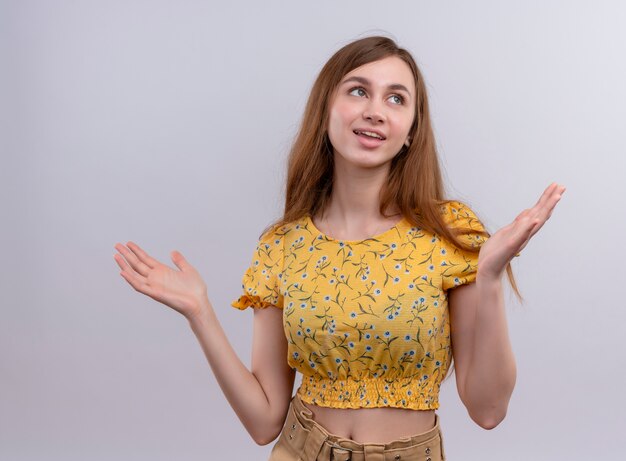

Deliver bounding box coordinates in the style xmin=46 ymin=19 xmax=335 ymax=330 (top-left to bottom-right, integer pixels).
xmin=1 ymin=1 xmax=625 ymax=460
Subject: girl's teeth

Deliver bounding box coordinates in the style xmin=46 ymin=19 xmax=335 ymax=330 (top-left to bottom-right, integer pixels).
xmin=356 ymin=131 xmax=383 ymax=139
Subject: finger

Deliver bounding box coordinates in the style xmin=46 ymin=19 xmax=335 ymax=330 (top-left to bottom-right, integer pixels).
xmin=535 ymin=185 xmax=565 ymax=222
xmin=531 ymin=183 xmax=559 ymax=214
xmin=126 ymin=242 xmax=159 ymax=269
xmin=170 ymin=250 xmax=191 ymax=272
xmin=530 ymin=183 xmax=565 ymax=220
xmin=114 ymin=244 xmax=150 ymax=277
xmin=118 ymin=266 xmax=158 ymax=299
xmin=114 ymin=243 xmax=151 ymax=277
xmin=113 ymin=251 xmax=146 ymax=281
xmin=526 ymin=190 xmax=562 ymax=239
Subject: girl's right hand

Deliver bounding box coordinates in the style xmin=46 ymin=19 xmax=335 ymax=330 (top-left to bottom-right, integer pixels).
xmin=113 ymin=241 xmax=208 ymax=320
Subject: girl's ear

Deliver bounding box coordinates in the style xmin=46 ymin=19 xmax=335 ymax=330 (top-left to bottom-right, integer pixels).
xmin=404 ymin=138 xmax=411 ymax=147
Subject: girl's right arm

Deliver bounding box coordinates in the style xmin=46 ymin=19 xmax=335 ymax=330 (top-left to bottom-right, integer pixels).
xmin=187 ymin=299 xmax=295 ymax=445
xmin=114 ymin=242 xmax=295 ymax=445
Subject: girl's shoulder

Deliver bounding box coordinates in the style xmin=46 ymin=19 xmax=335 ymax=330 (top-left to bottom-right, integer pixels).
xmin=436 ymin=200 xmax=484 ymax=228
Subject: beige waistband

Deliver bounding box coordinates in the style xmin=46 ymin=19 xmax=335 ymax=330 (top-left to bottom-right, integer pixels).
xmin=288 ymin=394 xmax=441 ymax=461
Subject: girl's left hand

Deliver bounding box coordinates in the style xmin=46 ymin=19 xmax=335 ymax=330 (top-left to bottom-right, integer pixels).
xmin=477 ymin=182 xmax=566 ymax=280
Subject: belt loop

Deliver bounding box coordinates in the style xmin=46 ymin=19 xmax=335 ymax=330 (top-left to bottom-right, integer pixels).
xmin=363 ymin=444 xmax=385 ymax=461
xmin=331 ymin=446 xmax=352 ymax=461
xmin=300 ymin=424 xmax=329 ymax=461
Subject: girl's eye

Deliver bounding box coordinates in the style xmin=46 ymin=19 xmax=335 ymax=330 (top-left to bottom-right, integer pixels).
xmin=348 ymin=86 xmax=404 ymax=105
xmin=349 ymin=87 xmax=367 ymax=97
xmin=389 ymin=94 xmax=404 ymax=105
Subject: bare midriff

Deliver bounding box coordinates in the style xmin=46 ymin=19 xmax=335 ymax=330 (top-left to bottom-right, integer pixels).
xmin=301 ymin=401 xmax=436 ymax=444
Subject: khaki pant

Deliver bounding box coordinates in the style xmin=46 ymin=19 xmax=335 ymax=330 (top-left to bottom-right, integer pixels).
xmin=268 ymin=393 xmax=446 ymax=461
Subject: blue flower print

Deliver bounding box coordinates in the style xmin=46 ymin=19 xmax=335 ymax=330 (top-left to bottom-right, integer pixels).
xmin=233 ymin=204 xmax=487 ymax=410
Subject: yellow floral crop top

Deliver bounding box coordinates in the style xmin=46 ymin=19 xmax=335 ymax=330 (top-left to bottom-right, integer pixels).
xmin=231 ymin=201 xmax=489 ymax=410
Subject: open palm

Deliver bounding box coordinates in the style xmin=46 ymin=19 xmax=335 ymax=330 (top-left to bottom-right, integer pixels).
xmin=477 ymin=182 xmax=566 ymax=279
xmin=113 ymin=241 xmax=207 ymax=319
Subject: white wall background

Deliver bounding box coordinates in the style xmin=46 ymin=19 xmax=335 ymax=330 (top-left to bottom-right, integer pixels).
xmin=1 ymin=1 xmax=625 ymax=460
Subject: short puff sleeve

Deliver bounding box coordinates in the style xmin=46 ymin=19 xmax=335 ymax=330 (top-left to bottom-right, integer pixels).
xmin=231 ymin=227 xmax=284 ymax=310
xmin=438 ymin=201 xmax=490 ymax=291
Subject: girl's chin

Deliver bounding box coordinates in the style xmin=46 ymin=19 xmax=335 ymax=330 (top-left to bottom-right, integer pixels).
xmin=333 ymin=151 xmax=396 ymax=168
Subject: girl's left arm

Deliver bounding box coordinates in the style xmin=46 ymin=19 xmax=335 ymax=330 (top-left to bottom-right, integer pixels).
xmin=448 ymin=182 xmax=566 ymax=429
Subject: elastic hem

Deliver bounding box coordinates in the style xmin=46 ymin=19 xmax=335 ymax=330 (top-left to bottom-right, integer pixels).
xmin=297 ymin=375 xmax=440 ymax=410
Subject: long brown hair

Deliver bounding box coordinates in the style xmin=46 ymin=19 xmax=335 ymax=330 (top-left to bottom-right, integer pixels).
xmin=264 ymin=35 xmax=521 ymax=302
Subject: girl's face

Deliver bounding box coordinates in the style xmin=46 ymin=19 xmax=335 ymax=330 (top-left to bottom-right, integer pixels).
xmin=327 ymin=56 xmax=416 ymax=171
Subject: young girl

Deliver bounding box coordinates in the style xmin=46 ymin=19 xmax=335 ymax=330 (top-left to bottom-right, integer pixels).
xmin=114 ymin=36 xmax=565 ymax=460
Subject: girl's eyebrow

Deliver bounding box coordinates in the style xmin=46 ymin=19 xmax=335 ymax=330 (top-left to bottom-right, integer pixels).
xmin=341 ymin=76 xmax=412 ymax=97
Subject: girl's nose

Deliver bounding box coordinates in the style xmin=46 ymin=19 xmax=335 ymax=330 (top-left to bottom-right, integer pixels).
xmin=362 ymin=100 xmax=385 ymax=124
